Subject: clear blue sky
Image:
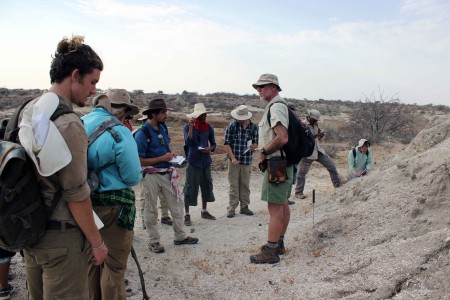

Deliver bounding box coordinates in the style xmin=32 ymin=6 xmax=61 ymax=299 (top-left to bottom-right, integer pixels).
xmin=1 ymin=0 xmax=449 ymax=105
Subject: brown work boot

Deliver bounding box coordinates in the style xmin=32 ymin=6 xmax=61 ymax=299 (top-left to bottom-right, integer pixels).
xmin=250 ymin=247 xmax=280 ymax=264
xmin=261 ymin=240 xmax=285 ymax=255
xmin=161 ymin=216 xmax=173 ymax=226
xmin=184 ymin=215 xmax=192 ymax=226
xmin=201 ymin=210 xmax=216 ymax=220
xmin=174 ymin=236 xmax=199 ymax=245
xmin=240 ymin=207 xmax=254 ymax=216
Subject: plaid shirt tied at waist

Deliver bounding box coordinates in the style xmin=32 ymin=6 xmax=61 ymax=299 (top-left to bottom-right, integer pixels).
xmin=91 ymin=189 xmax=136 ymax=230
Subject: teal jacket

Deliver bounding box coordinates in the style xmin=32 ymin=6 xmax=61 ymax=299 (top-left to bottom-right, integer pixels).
xmin=348 ymin=147 xmax=372 ymax=177
xmin=82 ymin=108 xmax=142 ymax=192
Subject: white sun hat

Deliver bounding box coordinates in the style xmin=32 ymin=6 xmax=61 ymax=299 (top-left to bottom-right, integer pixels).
xmin=18 ymin=92 xmax=72 ymax=176
xmin=186 ymin=103 xmax=210 ymax=119
xmin=231 ymin=105 xmax=252 ymax=121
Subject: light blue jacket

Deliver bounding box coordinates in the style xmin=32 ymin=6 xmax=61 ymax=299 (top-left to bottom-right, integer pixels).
xmin=348 ymin=146 xmax=373 ymax=177
xmin=82 ymin=108 xmax=142 ymax=192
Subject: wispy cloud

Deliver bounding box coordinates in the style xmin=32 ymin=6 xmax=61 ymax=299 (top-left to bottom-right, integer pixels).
xmin=69 ymin=0 xmax=188 ymax=19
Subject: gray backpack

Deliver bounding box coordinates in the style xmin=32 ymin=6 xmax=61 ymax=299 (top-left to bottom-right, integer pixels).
xmin=86 ymin=117 xmax=124 ymax=193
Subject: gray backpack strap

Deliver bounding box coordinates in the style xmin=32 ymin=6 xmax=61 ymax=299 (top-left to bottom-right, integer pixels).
xmin=88 ymin=117 xmax=124 ymax=146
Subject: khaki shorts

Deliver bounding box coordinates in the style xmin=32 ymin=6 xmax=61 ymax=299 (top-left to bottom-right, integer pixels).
xmin=261 ymin=164 xmax=293 ymax=204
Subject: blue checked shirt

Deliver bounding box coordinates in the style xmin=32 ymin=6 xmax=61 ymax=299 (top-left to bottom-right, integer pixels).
xmin=224 ymin=120 xmax=259 ymax=165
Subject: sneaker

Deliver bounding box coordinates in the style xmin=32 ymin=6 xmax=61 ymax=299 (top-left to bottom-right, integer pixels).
xmin=287 ymin=200 xmax=295 ymax=205
xmin=0 ymin=284 xmax=14 ymax=300
xmin=295 ymin=193 xmax=307 ymax=199
xmin=250 ymin=248 xmax=280 ymax=264
xmin=227 ymin=211 xmax=236 ymax=218
xmin=261 ymin=240 xmax=285 ymax=255
xmin=184 ymin=215 xmax=192 ymax=226
xmin=240 ymin=207 xmax=254 ymax=216
xmin=148 ymin=242 xmax=165 ymax=253
xmin=201 ymin=211 xmax=216 ymax=220
xmin=174 ymin=236 xmax=199 ymax=245
xmin=161 ymin=216 xmax=173 ymax=226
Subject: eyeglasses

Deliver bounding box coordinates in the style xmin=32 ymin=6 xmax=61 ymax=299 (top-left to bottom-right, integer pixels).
xmin=255 ymin=85 xmax=267 ymax=89
xmin=157 ymin=134 xmax=165 ymax=145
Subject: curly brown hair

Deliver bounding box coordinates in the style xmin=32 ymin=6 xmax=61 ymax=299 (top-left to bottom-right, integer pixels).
xmin=49 ymin=35 xmax=103 ymax=84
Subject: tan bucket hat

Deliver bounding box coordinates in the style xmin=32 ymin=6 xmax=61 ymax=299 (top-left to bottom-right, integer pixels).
xmin=252 ymin=73 xmax=282 ymax=91
xmin=107 ymin=89 xmax=139 ymax=116
xmin=231 ymin=105 xmax=252 ymax=121
xmin=18 ymin=92 xmax=72 ymax=176
xmin=307 ymin=109 xmax=323 ymax=122
xmin=186 ymin=103 xmax=209 ymax=119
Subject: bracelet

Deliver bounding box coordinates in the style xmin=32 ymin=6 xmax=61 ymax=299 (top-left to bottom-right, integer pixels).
xmin=92 ymin=240 xmax=104 ymax=250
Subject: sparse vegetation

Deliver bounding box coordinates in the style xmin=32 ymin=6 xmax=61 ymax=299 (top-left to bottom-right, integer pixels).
xmin=342 ymin=89 xmax=420 ymax=144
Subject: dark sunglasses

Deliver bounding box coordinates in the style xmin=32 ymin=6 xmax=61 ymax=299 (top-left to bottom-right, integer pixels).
xmin=256 ymin=84 xmax=267 ymax=89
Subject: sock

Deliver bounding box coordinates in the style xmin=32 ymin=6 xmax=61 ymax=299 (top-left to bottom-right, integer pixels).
xmin=202 ymin=209 xmax=207 ymax=213
xmin=267 ymin=241 xmax=278 ymax=249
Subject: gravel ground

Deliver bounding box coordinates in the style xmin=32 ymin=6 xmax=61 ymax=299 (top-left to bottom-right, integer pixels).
xmin=8 ymin=115 xmax=450 ymax=299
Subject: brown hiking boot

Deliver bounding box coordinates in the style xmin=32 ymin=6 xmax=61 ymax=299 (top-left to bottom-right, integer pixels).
xmin=184 ymin=215 xmax=192 ymax=226
xmin=201 ymin=211 xmax=216 ymax=220
xmin=260 ymin=240 xmax=285 ymax=255
xmin=174 ymin=236 xmax=199 ymax=245
xmin=250 ymin=247 xmax=280 ymax=264
xmin=149 ymin=242 xmax=165 ymax=253
xmin=295 ymin=193 xmax=307 ymax=199
xmin=161 ymin=216 xmax=173 ymax=226
xmin=240 ymin=207 xmax=254 ymax=216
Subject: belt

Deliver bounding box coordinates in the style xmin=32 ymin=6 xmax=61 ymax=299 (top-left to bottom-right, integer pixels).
xmin=46 ymin=220 xmax=78 ymax=231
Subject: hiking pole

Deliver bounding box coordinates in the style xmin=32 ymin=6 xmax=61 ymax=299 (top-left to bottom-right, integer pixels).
xmin=130 ymin=246 xmax=150 ymax=300
xmin=312 ymin=189 xmax=315 ymax=228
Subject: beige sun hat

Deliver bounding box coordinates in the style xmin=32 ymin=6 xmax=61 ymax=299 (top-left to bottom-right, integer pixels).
xmin=18 ymin=92 xmax=72 ymax=176
xmin=106 ymin=89 xmax=139 ymax=116
xmin=307 ymin=109 xmax=323 ymax=122
xmin=186 ymin=103 xmax=209 ymax=119
xmin=357 ymin=139 xmax=371 ymax=148
xmin=252 ymin=73 xmax=282 ymax=91
xmin=231 ymin=105 xmax=252 ymax=121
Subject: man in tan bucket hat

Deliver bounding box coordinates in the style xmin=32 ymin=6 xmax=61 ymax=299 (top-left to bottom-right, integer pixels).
xmin=250 ymin=73 xmax=292 ymax=264
xmin=224 ymin=105 xmax=258 ymax=218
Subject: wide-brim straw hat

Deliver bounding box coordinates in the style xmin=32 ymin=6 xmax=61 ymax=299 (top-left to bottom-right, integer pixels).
xmin=142 ymin=98 xmax=172 ymax=115
xmin=231 ymin=105 xmax=252 ymax=121
xmin=18 ymin=92 xmax=72 ymax=176
xmin=186 ymin=103 xmax=210 ymax=119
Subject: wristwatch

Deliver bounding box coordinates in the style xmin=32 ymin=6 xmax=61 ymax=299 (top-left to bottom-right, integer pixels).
xmin=261 ymin=148 xmax=267 ymax=155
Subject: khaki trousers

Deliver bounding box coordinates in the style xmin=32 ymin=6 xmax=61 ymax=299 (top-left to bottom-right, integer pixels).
xmin=24 ymin=228 xmax=89 ymax=300
xmin=227 ymin=162 xmax=252 ymax=213
xmin=88 ymin=206 xmax=134 ymax=300
xmin=142 ymin=173 xmax=186 ymax=243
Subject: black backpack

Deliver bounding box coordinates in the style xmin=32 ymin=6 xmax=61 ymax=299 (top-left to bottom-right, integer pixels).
xmin=0 ymin=97 xmax=73 ymax=252
xmin=267 ymin=102 xmax=315 ymax=165
xmin=352 ymin=147 xmax=370 ymax=158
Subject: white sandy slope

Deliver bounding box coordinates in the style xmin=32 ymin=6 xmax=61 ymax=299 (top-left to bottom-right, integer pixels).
xmin=9 ymin=115 xmax=450 ymax=299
